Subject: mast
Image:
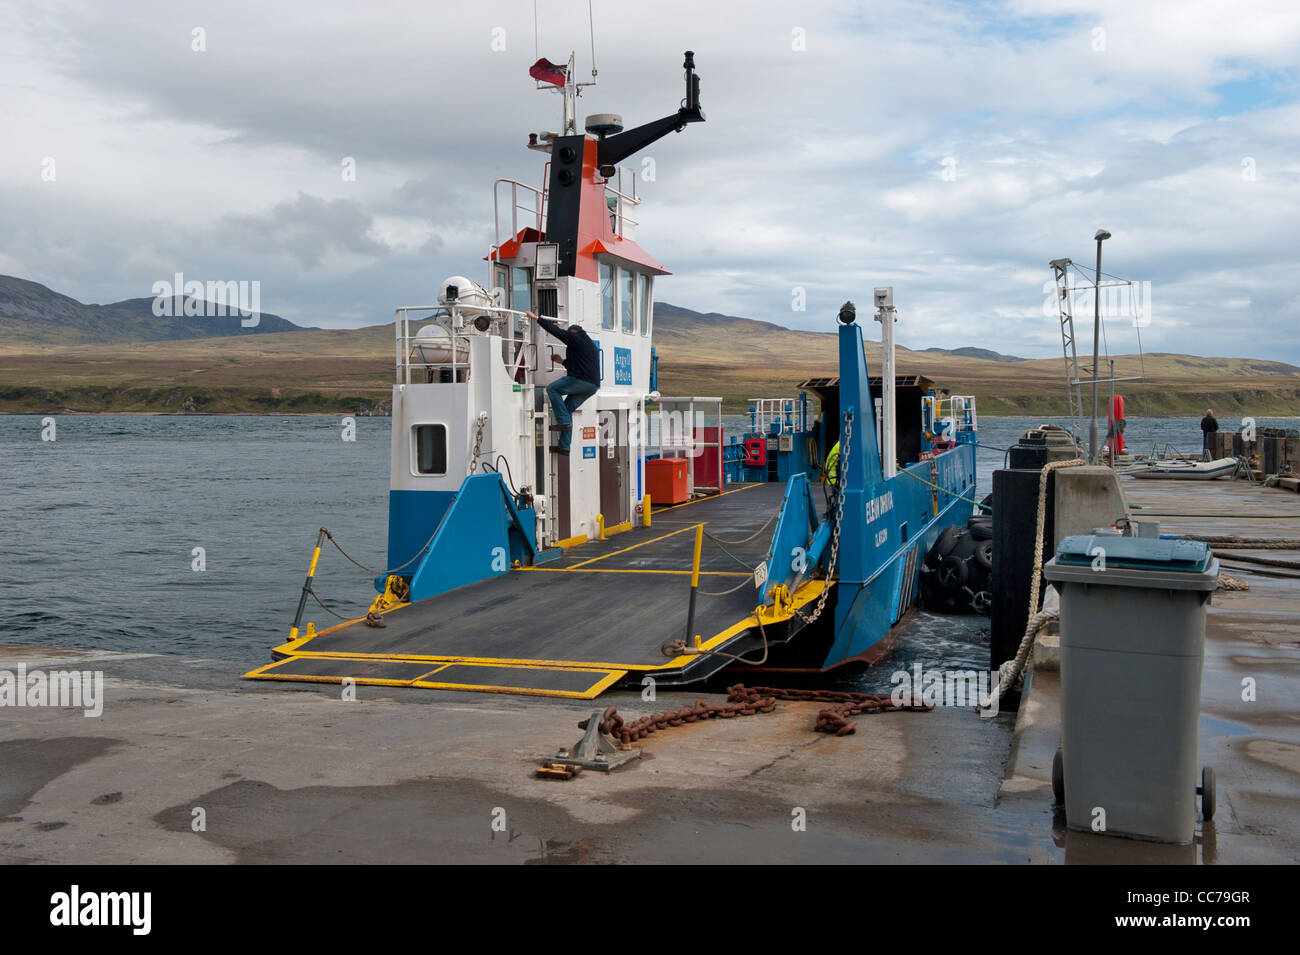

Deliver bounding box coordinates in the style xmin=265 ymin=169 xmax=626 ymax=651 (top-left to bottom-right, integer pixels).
xmin=874 ymin=287 xmax=897 ymax=478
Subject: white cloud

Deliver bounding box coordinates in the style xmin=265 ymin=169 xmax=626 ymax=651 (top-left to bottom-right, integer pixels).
xmin=0 ymin=0 xmax=1296 ymax=362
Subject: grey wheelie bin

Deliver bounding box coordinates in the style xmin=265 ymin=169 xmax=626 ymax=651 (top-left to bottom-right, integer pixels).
xmin=1043 ymin=535 xmax=1219 ymax=844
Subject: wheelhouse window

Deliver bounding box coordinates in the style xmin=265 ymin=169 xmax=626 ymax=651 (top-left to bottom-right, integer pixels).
xmin=640 ymin=275 xmax=653 ymax=336
xmin=413 ymin=424 xmax=447 ymax=475
xmin=510 ymin=267 xmax=531 ymax=336
xmin=600 ymin=261 xmax=615 ymax=330
xmin=620 ymin=267 xmax=635 ymax=334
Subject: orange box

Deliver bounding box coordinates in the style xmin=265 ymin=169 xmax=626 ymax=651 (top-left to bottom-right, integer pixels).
xmin=646 ymin=457 xmax=689 ymax=505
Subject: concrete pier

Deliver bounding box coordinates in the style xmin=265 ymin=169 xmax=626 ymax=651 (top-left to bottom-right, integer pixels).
xmin=2 ymin=477 xmax=1297 ymax=864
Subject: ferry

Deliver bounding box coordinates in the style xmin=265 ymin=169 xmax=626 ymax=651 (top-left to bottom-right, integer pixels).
xmin=245 ymin=50 xmax=979 ymax=698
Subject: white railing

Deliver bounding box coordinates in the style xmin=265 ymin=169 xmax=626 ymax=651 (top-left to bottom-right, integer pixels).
xmin=605 ymin=166 xmax=640 ymax=239
xmin=749 ymin=397 xmax=801 ymax=435
xmin=492 ymin=167 xmax=642 ymax=255
xmin=949 ymin=395 xmax=978 ymax=432
xmin=394 ymin=305 xmax=538 ymax=386
xmin=493 ymin=178 xmax=545 ymax=254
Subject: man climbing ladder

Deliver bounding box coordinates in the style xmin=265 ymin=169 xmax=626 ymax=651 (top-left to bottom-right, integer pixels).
xmin=525 ymin=311 xmax=600 ymax=456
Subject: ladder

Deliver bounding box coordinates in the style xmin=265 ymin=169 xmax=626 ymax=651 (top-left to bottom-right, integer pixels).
xmin=534 ymin=405 xmax=559 ymax=547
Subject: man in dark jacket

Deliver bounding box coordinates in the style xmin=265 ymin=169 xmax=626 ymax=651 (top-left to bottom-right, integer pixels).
xmin=526 ymin=311 xmax=599 ymax=455
xmin=1200 ymin=408 xmax=1218 ymax=458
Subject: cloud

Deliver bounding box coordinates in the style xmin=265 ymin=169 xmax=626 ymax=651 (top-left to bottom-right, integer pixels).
xmin=0 ymin=0 xmax=1296 ymax=362
xmin=219 ymin=192 xmax=390 ymax=270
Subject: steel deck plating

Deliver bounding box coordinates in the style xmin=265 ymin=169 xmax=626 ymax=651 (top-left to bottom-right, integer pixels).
xmin=245 ymin=483 xmax=827 ymax=697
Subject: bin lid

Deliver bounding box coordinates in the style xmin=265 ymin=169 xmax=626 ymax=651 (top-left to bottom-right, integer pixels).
xmin=1054 ymin=534 xmax=1212 ymax=572
xmin=1045 ymin=534 xmax=1220 ymax=592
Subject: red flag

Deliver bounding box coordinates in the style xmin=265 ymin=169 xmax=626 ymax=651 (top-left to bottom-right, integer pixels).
xmin=529 ymin=57 xmax=568 ymax=88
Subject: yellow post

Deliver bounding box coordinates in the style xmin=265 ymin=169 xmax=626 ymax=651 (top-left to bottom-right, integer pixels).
xmin=690 ymin=523 xmax=704 ymax=588
xmin=642 ymin=493 xmax=652 ymax=527
xmin=597 ymin=513 xmax=606 ymax=540
xmin=683 ymin=522 xmax=705 ymax=648
xmin=289 ymin=529 xmax=327 ymax=641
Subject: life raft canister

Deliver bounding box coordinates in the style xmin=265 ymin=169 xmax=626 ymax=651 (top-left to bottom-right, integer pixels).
xmin=1107 ymin=395 xmax=1126 ymax=455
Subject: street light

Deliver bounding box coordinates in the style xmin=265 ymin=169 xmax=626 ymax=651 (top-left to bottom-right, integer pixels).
xmin=1088 ymin=228 xmax=1112 ymax=464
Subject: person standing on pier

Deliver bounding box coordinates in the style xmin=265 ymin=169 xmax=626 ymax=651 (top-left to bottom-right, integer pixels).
xmin=525 ymin=311 xmax=600 ymax=456
xmin=1200 ymin=408 xmax=1219 ymax=459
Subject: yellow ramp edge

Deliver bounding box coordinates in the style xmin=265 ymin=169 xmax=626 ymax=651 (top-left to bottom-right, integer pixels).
xmin=244 ymin=655 xmax=627 ymax=699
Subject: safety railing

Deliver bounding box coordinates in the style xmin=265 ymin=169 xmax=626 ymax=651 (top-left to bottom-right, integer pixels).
xmin=493 ymin=178 xmax=545 ymax=254
xmin=948 ymin=395 xmax=978 ymax=432
xmin=394 ymin=305 xmax=540 ymax=386
xmin=748 ymin=397 xmax=804 ymax=435
xmin=604 ymin=166 xmax=640 ymax=239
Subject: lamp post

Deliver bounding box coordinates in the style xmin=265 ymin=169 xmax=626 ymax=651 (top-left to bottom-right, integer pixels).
xmin=1088 ymin=228 xmax=1111 ymax=464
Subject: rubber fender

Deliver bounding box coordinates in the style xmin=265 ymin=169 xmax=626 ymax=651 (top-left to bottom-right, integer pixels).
xmin=974 ymin=539 xmax=993 ymax=571
xmin=937 ymin=554 xmax=969 ymax=590
xmin=979 ymin=492 xmax=994 ymax=513
xmin=951 ymin=530 xmax=980 ymax=560
xmin=968 ymin=520 xmax=992 ymax=541
xmin=935 ymin=525 xmax=961 ymax=556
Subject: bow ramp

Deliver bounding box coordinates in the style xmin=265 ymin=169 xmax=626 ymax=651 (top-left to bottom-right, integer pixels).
xmin=245 ymin=482 xmax=830 ymax=698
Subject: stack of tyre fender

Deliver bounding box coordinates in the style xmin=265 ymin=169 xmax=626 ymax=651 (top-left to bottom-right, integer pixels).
xmin=919 ymin=494 xmax=993 ymax=614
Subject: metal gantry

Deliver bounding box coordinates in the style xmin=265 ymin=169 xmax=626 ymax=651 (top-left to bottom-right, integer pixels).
xmin=1049 ymin=257 xmax=1085 ymax=438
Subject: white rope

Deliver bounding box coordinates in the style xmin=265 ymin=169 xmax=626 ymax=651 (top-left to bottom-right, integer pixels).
xmin=980 ymin=459 xmax=1087 ymax=712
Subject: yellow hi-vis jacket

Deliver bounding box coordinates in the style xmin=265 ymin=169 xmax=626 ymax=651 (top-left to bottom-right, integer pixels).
xmin=825 ymin=440 xmax=840 ymax=485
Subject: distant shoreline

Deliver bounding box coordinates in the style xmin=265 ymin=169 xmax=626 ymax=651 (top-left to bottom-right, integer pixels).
xmin=3 ymin=410 xmax=1291 ymax=421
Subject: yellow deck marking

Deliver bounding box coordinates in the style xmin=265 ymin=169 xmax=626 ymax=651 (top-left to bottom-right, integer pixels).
xmin=518 ymin=566 xmax=749 ymax=577
xmin=410 ymin=667 xmax=626 ymax=699
xmin=564 ymin=522 xmax=702 ymax=570
xmin=243 ymin=661 xmax=451 ymax=687
xmin=650 ymin=482 xmax=762 ymax=515
xmin=248 ymin=578 xmax=834 ymax=677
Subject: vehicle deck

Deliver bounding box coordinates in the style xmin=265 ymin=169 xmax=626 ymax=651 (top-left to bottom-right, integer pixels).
xmin=244 ymin=482 xmax=828 ymax=697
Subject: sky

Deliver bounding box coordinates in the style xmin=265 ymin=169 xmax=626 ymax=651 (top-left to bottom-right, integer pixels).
xmin=2 ymin=0 xmax=1298 ymax=362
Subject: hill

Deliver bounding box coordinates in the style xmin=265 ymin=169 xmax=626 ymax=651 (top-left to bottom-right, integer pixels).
xmin=0 ymin=292 xmax=1297 ymax=416
xmin=0 ymin=274 xmax=312 ymax=345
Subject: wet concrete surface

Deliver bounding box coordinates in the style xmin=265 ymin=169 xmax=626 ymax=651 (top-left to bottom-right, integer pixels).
xmin=1001 ymin=477 xmax=1300 ymax=864
xmin=1 ymin=479 xmax=1298 ymax=863
xmin=0 ymin=643 xmax=1027 ymax=863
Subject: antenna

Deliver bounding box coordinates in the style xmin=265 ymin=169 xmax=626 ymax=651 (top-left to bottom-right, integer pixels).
xmin=588 ymin=0 xmax=597 ymax=84
xmin=532 ymin=0 xmax=599 ymax=133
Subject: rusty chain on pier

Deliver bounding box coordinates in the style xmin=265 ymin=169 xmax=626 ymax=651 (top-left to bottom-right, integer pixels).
xmin=582 ymin=679 xmax=931 ymax=745
xmin=579 ymin=696 xmax=778 ymax=745
xmin=728 ymin=684 xmax=931 ymax=736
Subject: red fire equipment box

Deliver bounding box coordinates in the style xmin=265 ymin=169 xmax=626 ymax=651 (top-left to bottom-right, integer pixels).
xmin=646 ymin=458 xmax=690 ymax=506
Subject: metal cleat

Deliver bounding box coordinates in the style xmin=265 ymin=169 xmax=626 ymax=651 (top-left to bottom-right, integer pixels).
xmin=549 ymin=707 xmax=641 ymax=772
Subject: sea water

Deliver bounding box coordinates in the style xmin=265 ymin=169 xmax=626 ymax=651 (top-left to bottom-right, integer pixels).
xmin=2 ymin=414 xmax=1292 ymax=683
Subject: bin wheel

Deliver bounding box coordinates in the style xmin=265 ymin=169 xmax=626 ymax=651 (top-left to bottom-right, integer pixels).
xmin=1198 ymin=766 xmax=1216 ymax=821
xmin=1052 ymin=747 xmax=1064 ymax=806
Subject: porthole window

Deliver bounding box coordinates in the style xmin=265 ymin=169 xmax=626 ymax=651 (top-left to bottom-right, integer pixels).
xmin=413 ymin=424 xmax=447 ymax=475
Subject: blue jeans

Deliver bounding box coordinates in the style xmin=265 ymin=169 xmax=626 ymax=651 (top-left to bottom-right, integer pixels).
xmin=546 ymin=376 xmax=598 ymax=450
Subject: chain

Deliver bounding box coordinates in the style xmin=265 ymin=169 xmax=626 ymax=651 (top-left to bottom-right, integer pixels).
xmin=728 ymin=684 xmax=930 ymax=736
xmin=324 ymin=524 xmax=443 ymax=577
xmin=585 ymin=696 xmax=778 ymax=745
xmin=468 ymin=416 xmax=487 ymax=474
xmin=796 ymin=413 xmax=851 ymax=627
xmin=586 ymin=674 xmax=932 ymax=746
